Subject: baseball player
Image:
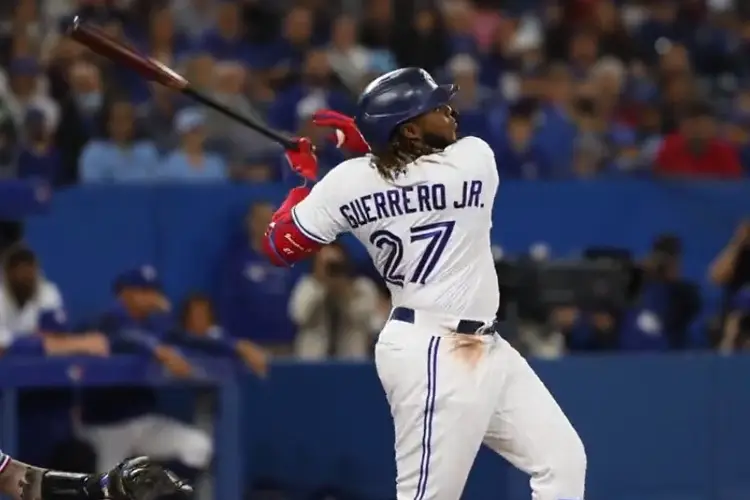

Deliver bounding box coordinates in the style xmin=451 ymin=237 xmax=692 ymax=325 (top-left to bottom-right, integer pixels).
xmin=0 ymin=454 xmax=190 ymax=500
xmin=261 ymin=68 xmax=586 ymax=500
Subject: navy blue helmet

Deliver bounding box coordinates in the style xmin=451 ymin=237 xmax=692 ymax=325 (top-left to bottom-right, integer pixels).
xmin=355 ymin=68 xmax=458 ymax=152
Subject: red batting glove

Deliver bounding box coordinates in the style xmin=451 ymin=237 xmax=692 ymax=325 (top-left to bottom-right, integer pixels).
xmin=312 ymin=109 xmax=370 ymax=154
xmin=285 ymin=137 xmax=318 ymax=181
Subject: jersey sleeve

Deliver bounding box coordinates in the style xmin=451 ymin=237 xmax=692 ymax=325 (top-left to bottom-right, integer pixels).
xmin=448 ymin=136 xmax=499 ymax=185
xmin=290 ymin=169 xmax=349 ymax=244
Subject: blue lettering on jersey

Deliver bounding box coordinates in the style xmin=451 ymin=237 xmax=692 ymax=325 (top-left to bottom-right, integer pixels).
xmin=339 ymin=181 xmax=483 ymax=229
xmin=340 ymin=183 xmax=447 ymax=229
xmin=454 ymin=180 xmax=483 ymax=209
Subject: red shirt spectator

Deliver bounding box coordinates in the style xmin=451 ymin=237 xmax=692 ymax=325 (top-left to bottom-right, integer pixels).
xmin=655 ymin=102 xmax=743 ymax=179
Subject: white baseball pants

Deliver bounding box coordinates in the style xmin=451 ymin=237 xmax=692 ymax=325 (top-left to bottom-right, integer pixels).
xmin=82 ymin=414 xmax=213 ymax=473
xmin=375 ymin=312 xmax=586 ymax=500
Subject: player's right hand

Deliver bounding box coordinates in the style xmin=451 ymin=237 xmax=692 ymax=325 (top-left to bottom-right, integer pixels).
xmin=312 ymin=109 xmax=370 ymax=154
xmin=154 ymin=345 xmax=193 ymax=378
xmin=285 ymin=137 xmax=318 ymax=181
xmin=104 ymin=456 xmax=192 ymax=500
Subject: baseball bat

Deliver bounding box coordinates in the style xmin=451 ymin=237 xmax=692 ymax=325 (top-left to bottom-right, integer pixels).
xmin=66 ymin=16 xmax=298 ymax=150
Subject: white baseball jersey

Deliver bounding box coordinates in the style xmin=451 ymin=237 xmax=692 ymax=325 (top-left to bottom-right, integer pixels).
xmin=292 ymin=136 xmax=500 ymax=321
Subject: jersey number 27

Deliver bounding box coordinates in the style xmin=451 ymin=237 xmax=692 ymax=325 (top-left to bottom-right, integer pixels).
xmin=369 ymin=221 xmax=455 ymax=287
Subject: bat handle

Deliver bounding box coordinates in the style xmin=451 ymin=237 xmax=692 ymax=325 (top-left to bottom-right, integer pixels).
xmin=181 ymin=87 xmax=299 ymax=151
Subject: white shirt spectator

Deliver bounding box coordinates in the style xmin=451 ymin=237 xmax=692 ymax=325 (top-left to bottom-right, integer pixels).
xmin=0 ymin=278 xmax=62 ymax=346
xmin=289 ymin=275 xmax=385 ymax=360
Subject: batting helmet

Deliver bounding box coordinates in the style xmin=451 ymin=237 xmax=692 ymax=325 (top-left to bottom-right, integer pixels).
xmin=355 ymin=67 xmax=458 ymax=152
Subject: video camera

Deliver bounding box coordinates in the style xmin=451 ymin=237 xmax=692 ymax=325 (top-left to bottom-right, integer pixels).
xmin=495 ymin=248 xmax=632 ymax=321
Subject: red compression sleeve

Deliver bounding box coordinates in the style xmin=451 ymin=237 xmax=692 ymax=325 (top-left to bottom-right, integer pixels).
xmin=262 ymin=186 xmax=322 ymax=267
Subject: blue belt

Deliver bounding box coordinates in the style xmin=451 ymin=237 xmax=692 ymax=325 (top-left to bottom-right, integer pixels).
xmin=389 ymin=307 xmax=496 ymax=335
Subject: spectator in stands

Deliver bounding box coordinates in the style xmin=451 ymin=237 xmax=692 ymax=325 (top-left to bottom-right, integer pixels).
xmin=123 ymin=6 xmax=191 ymax=105
xmin=198 ymin=0 xmax=258 ymax=66
xmin=326 ymin=15 xmax=371 ymax=92
xmin=79 ymin=99 xmax=160 ymax=183
xmin=137 ymin=83 xmax=182 ymax=157
xmin=55 ymin=60 xmax=103 ymax=184
xmin=633 ymin=95 xmax=665 ymax=168
xmin=572 ymin=95 xmax=609 ymax=177
xmin=447 ymin=54 xmax=495 ymax=142
xmin=3 ymin=57 xmax=58 ymax=132
xmin=634 ymin=0 xmax=686 ymax=66
xmin=709 ymin=220 xmax=750 ymax=313
xmin=268 ymin=49 xmax=352 ymax=134
xmin=182 ymin=52 xmax=215 ymax=93
xmin=265 ymin=6 xmax=317 ymax=86
xmin=218 ymin=201 xmax=297 ymax=355
xmin=17 ymin=107 xmax=60 ymax=183
xmin=592 ymin=0 xmax=635 ymax=62
xmin=176 ymin=293 xmax=268 ymax=377
xmin=359 ymin=0 xmax=394 ymax=51
xmin=172 ymin=0 xmax=214 ymax=42
xmin=442 ymin=1 xmax=478 ymax=57
xmin=204 ymin=61 xmax=274 ymax=162
xmin=289 ymin=242 xmax=383 ymax=360
xmin=0 ymin=244 xmax=63 ymax=347
xmin=619 ymin=234 xmax=701 ymax=351
xmin=393 ymin=6 xmax=448 ymax=75
xmin=160 ymin=107 xmax=227 ymax=182
xmin=655 ymin=101 xmax=743 ymax=178
xmin=81 ymin=265 xmax=212 ymax=477
xmin=494 ymin=99 xmax=553 ymax=180
xmin=535 ymin=64 xmax=576 ymax=174
xmin=142 ymin=6 xmax=191 ymax=68
xmin=230 ymin=150 xmax=279 ymax=183
xmin=568 ymin=29 xmax=599 ymax=78
xmin=562 ymin=304 xmax=621 ymax=353
xmin=725 ymin=112 xmax=750 ymax=174
xmin=718 ymin=285 xmax=750 ymax=352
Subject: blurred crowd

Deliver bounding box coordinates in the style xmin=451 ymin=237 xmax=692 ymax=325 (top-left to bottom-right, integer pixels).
xmin=4 ymin=0 xmax=750 ymax=488
xmin=1 ymin=0 xmax=750 ymax=185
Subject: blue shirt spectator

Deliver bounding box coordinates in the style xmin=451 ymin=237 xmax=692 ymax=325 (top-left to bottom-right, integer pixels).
xmin=446 ymin=55 xmax=500 ymax=144
xmin=173 ymin=293 xmax=268 ymax=377
xmin=534 ymin=68 xmax=577 ymax=176
xmin=198 ymin=1 xmax=265 ymax=66
xmin=267 ymin=50 xmax=354 ymax=133
xmin=218 ymin=202 xmax=298 ymax=346
xmin=263 ymin=6 xmax=318 ymax=75
xmin=79 ymin=101 xmax=160 ymax=183
xmin=17 ymin=109 xmax=61 ymax=184
xmin=160 ymin=108 xmax=227 ymax=182
xmin=493 ymin=100 xmax=554 ymax=180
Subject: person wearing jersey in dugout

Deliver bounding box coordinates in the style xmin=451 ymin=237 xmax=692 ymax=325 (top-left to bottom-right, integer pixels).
xmin=261 ymin=67 xmax=586 ymax=500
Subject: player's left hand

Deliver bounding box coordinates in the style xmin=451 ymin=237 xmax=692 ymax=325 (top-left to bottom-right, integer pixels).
xmin=104 ymin=456 xmax=192 ymax=500
xmin=312 ymin=109 xmax=370 ymax=154
xmin=285 ymin=137 xmax=318 ymax=181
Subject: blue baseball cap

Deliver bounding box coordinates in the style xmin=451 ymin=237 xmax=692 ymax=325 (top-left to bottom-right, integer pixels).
xmin=39 ymin=308 xmax=69 ymax=333
xmin=112 ymin=265 xmax=161 ymax=292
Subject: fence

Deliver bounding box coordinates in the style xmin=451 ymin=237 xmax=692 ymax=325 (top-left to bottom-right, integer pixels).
xmin=25 ymin=180 xmax=749 ymax=323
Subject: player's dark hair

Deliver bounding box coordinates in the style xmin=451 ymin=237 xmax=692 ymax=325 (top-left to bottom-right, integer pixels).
xmin=370 ymin=130 xmax=441 ymax=181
